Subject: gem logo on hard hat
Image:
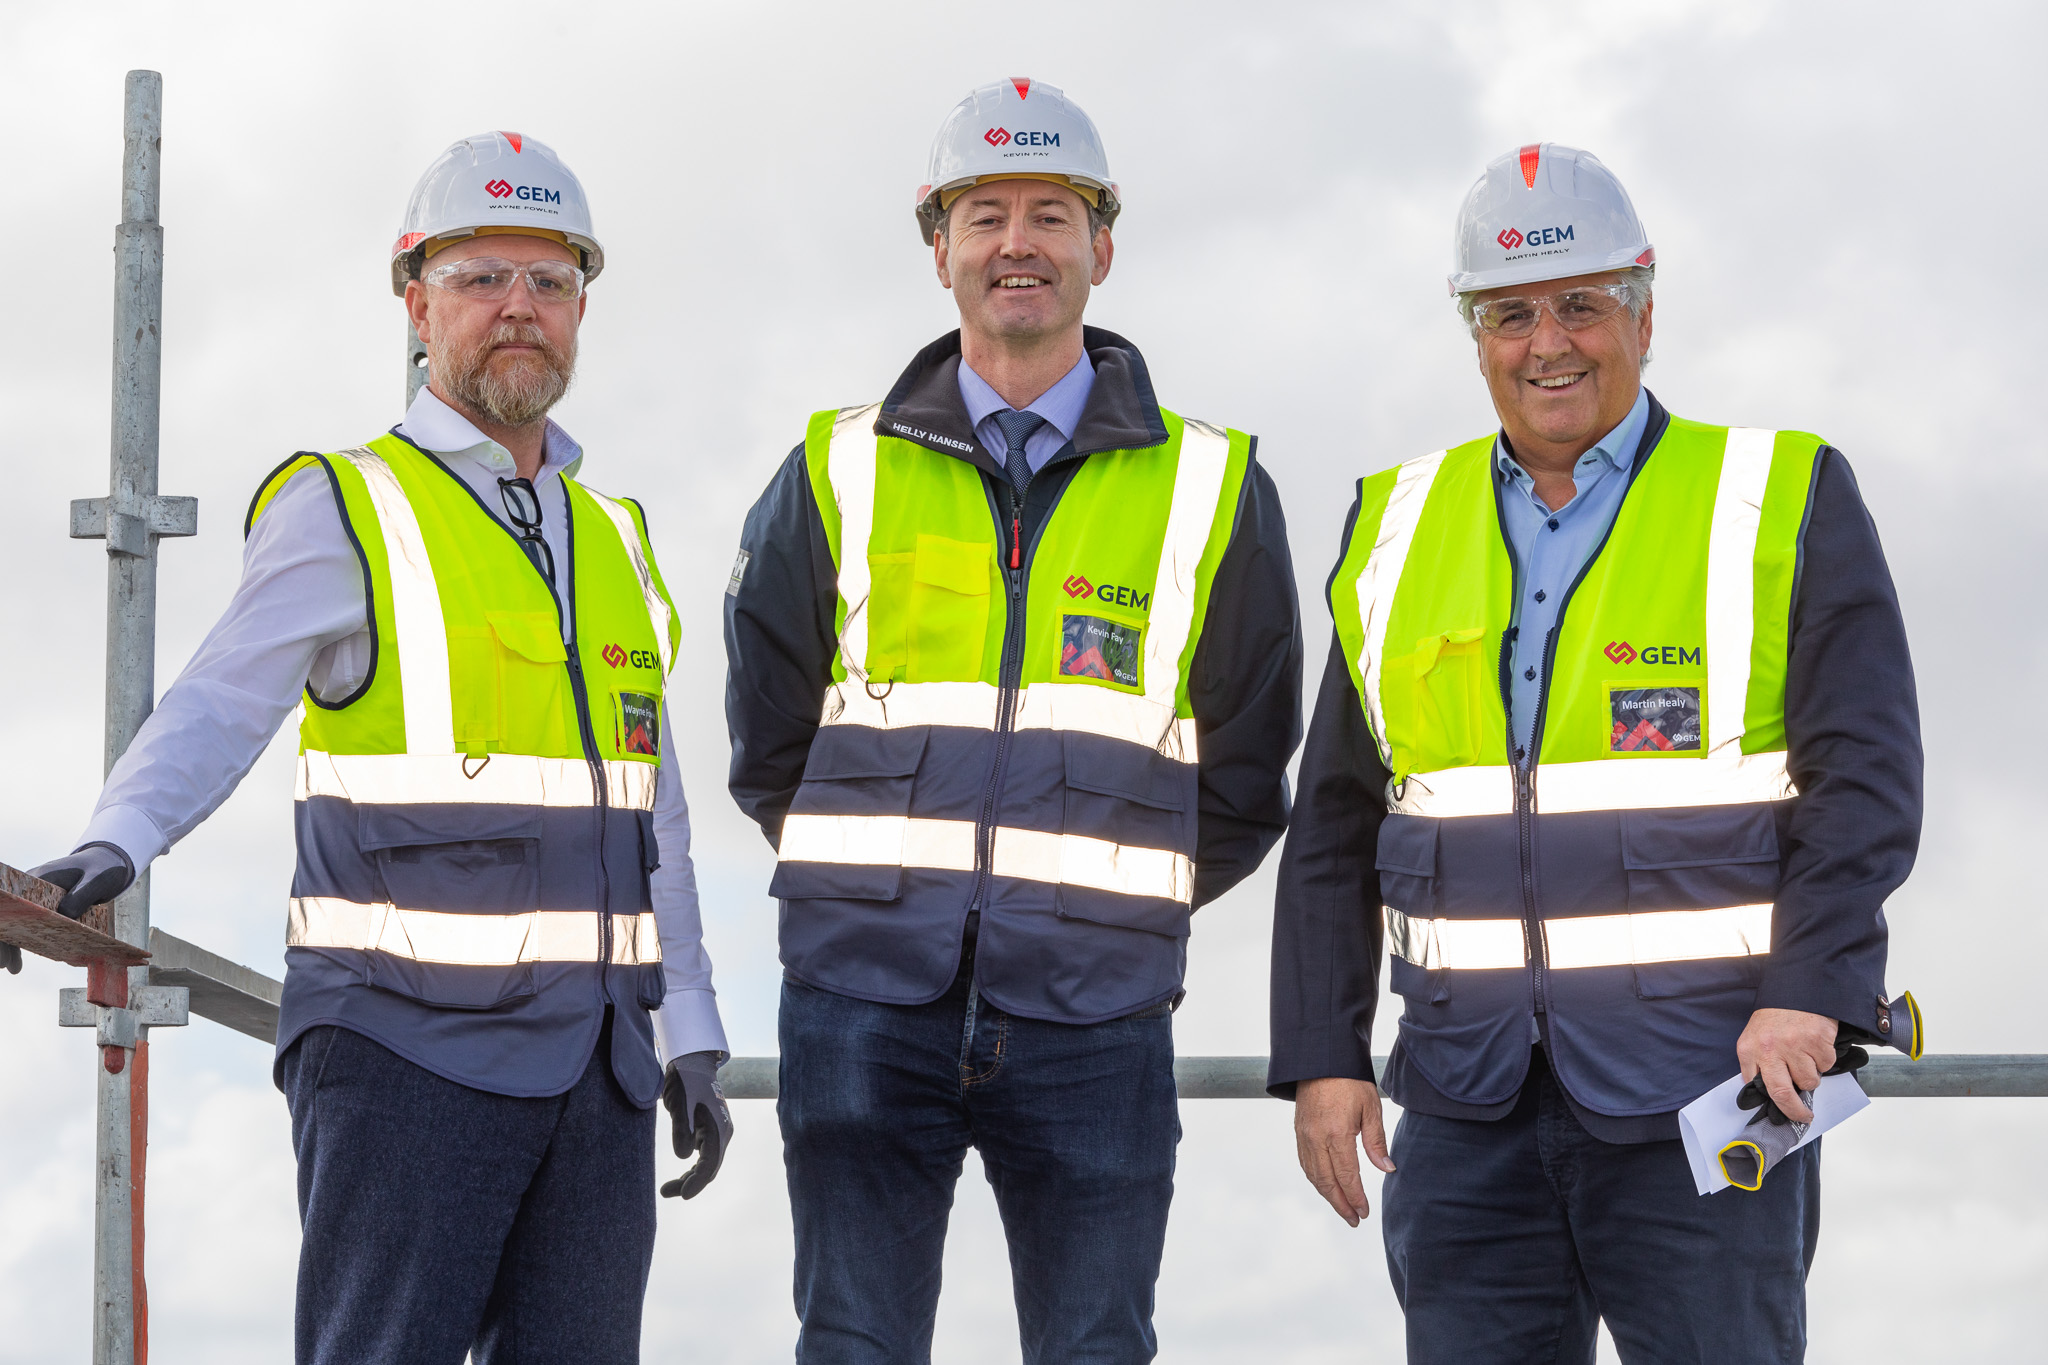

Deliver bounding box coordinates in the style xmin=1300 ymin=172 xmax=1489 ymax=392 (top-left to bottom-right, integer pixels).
xmin=985 ymin=128 xmax=1012 ymax=147
xmin=1449 ymin=142 xmax=1653 ymax=295
xmin=485 ymin=179 xmax=514 ymax=199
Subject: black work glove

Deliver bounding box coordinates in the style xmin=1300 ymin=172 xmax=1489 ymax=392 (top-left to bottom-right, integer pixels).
xmin=1736 ymin=1038 xmax=1869 ymax=1125
xmin=660 ymin=1051 xmax=732 ymax=1200
xmin=28 ymin=843 xmax=135 ymax=921
xmin=2 ymin=943 xmax=19 ymax=975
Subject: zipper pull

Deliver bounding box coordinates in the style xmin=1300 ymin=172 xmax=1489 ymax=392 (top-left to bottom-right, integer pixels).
xmin=1010 ymin=511 xmax=1022 ymax=570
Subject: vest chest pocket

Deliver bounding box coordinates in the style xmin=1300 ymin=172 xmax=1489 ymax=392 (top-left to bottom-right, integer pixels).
xmin=451 ymin=612 xmax=573 ymax=755
xmin=1388 ymin=628 xmax=1496 ymax=771
xmin=359 ymin=806 xmax=544 ymax=1010
xmin=866 ymin=535 xmax=992 ymax=684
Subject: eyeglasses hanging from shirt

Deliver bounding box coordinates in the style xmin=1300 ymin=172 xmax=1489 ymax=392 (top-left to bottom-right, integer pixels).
xmin=497 ymin=477 xmax=555 ymax=584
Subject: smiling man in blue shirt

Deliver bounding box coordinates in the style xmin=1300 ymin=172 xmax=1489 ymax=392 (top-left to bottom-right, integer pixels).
xmin=1271 ymin=144 xmax=1921 ymax=1363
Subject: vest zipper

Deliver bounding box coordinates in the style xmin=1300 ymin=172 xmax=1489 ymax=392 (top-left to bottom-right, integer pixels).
xmin=972 ymin=482 xmax=1030 ymax=916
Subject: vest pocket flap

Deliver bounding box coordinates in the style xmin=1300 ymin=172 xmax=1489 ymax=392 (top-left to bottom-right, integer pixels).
xmin=912 ymin=534 xmax=993 ymax=596
xmin=358 ymin=804 xmax=544 ymax=854
xmin=1374 ymin=814 xmax=1441 ymax=877
xmin=769 ymin=859 xmax=905 ymax=902
xmin=487 ymin=611 xmax=569 ymax=664
xmin=1055 ymin=885 xmax=1193 ymax=940
xmin=1620 ymin=806 xmax=1779 ymax=870
xmin=1062 ymin=735 xmax=1189 ymax=811
xmin=802 ymin=724 xmax=929 ymax=781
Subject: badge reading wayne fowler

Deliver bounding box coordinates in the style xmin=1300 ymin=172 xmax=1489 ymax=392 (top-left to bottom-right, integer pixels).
xmin=1608 ymin=686 xmax=1703 ymax=752
xmin=617 ymin=691 xmax=660 ymax=756
xmin=1061 ymin=615 xmax=1141 ymax=688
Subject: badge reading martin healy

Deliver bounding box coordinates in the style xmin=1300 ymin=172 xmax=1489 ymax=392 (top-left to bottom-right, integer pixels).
xmin=1607 ymin=686 xmax=1702 ymax=752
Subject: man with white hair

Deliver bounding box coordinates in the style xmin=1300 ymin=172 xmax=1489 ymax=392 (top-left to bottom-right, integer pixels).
xmin=1269 ymin=143 xmax=1922 ymax=1361
xmin=27 ymin=131 xmax=728 ymax=1364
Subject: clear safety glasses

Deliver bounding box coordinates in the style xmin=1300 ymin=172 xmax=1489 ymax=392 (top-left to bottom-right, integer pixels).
xmin=425 ymin=257 xmax=586 ymax=305
xmin=1470 ymin=282 xmax=1632 ymax=338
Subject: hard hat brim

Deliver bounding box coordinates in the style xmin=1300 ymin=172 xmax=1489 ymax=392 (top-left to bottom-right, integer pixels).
xmin=1447 ymin=244 xmax=1655 ymax=297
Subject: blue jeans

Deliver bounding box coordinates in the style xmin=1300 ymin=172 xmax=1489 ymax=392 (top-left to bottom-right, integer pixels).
xmin=778 ymin=962 xmax=1180 ymax=1364
xmin=278 ymin=1014 xmax=656 ymax=1365
xmin=1383 ymin=1046 xmax=1821 ymax=1364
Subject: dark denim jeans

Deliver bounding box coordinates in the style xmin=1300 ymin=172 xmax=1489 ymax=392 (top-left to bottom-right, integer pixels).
xmin=278 ymin=1014 xmax=656 ymax=1365
xmin=778 ymin=962 xmax=1180 ymax=1364
xmin=1383 ymin=1046 xmax=1821 ymax=1365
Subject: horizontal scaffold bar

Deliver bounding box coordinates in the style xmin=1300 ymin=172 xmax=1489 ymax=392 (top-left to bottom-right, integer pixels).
xmin=713 ymin=1055 xmax=2048 ymax=1101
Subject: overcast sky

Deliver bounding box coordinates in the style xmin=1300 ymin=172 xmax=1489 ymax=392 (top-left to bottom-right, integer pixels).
xmin=2 ymin=1 xmax=2044 ymax=1361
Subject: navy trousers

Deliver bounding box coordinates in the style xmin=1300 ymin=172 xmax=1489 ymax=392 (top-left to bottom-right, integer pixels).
xmin=778 ymin=961 xmax=1180 ymax=1364
xmin=1383 ymin=1047 xmax=1821 ymax=1365
xmin=278 ymin=1015 xmax=656 ymax=1365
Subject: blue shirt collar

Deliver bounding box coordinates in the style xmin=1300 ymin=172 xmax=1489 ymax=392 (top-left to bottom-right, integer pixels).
xmin=957 ymin=350 xmax=1096 ymax=443
xmin=1494 ymin=385 xmax=1651 ymax=485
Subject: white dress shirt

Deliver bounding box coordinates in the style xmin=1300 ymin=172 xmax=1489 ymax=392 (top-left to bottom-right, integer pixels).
xmin=80 ymin=387 xmax=728 ymax=1061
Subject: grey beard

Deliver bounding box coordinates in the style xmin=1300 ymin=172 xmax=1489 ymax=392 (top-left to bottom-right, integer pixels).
xmin=435 ymin=324 xmax=576 ymax=427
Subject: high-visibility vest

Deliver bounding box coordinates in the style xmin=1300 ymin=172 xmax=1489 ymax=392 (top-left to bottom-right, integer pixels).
xmin=247 ymin=432 xmax=681 ymax=1100
xmin=1331 ymin=415 xmax=1823 ymax=1113
xmin=770 ymin=403 xmax=1249 ymax=1022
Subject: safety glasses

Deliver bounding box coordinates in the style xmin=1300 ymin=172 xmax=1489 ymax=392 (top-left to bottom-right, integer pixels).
xmin=425 ymin=257 xmax=585 ymax=305
xmin=1470 ymin=283 xmax=1632 ymax=339
xmin=497 ymin=477 xmax=556 ymax=584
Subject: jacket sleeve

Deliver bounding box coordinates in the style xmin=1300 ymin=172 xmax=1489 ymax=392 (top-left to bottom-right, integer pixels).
xmin=724 ymin=444 xmax=839 ymax=849
xmin=1185 ymin=455 xmax=1304 ymax=908
xmin=1758 ymin=448 xmax=1923 ymax=1029
xmin=1267 ymin=594 xmax=1393 ymax=1099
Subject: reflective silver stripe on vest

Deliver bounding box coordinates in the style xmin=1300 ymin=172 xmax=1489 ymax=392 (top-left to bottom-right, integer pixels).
xmin=1353 ymin=450 xmax=1448 ymax=770
xmin=1385 ymin=903 xmax=1773 ymax=970
xmin=778 ymin=813 xmax=1194 ymax=904
xmin=333 ymin=447 xmax=454 ymax=754
xmin=298 ymin=751 xmax=658 ymax=812
xmin=825 ymin=403 xmax=885 ymax=683
xmin=1143 ymin=417 xmax=1232 ymax=713
xmin=586 ymin=488 xmax=675 ymax=678
xmin=1390 ymin=750 xmax=1795 ymax=818
xmin=821 ymin=679 xmax=1199 ymax=759
xmin=288 ymin=898 xmax=661 ymax=965
xmin=1704 ymin=428 xmax=1776 ymax=755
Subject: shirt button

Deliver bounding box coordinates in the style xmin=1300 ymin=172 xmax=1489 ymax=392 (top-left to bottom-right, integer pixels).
xmin=1523 ymin=667 xmax=1536 ymax=681
xmin=1534 ymin=590 xmax=1547 ymax=603
xmin=1547 ymin=518 xmax=1560 ymax=530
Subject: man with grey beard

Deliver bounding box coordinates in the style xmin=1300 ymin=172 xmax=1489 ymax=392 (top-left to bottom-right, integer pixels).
xmin=25 ymin=132 xmax=730 ymax=1365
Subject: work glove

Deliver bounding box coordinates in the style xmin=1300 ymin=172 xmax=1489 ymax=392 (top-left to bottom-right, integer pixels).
xmin=2 ymin=944 xmax=19 ymax=975
xmin=1735 ymin=1038 xmax=1869 ymax=1126
xmin=28 ymin=843 xmax=135 ymax=921
xmin=660 ymin=1051 xmax=733 ymax=1200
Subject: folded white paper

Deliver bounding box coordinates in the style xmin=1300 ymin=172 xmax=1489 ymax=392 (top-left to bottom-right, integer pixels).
xmin=1677 ymin=1071 xmax=1869 ymax=1196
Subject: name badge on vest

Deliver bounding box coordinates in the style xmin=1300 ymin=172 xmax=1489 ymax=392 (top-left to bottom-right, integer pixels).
xmin=616 ymin=691 xmax=660 ymax=756
xmin=1608 ymin=686 xmax=1702 ymax=752
xmin=1061 ymin=615 xmax=1142 ymax=689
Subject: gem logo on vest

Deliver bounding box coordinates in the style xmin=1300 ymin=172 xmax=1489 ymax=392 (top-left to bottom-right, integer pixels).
xmin=1064 ymin=575 xmax=1152 ymax=611
xmin=1606 ymin=640 xmax=1701 ymax=667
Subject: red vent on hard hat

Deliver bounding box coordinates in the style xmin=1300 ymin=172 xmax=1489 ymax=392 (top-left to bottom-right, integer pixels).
xmin=1518 ymin=144 xmax=1541 ymax=188
xmin=1635 ymin=247 xmax=1656 ymax=265
xmin=392 ymin=231 xmax=427 ymax=255
xmin=1011 ymin=77 xmax=1032 ymax=99
xmin=502 ymin=131 xmax=524 ymax=153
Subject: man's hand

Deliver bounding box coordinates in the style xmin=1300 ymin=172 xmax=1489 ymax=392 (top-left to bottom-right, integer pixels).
xmin=1737 ymin=1008 xmax=1840 ymax=1124
xmin=659 ymin=1051 xmax=734 ymax=1200
xmin=28 ymin=844 xmax=135 ymax=921
xmin=1293 ymin=1077 xmax=1396 ymax=1228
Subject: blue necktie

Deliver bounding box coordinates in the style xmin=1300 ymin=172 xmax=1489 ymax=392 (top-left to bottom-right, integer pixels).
xmin=993 ymin=409 xmax=1046 ymax=497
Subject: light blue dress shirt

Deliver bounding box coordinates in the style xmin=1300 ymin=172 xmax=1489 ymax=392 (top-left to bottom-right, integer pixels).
xmin=958 ymin=351 xmax=1096 ymax=475
xmin=1499 ymin=386 xmax=1652 ymax=763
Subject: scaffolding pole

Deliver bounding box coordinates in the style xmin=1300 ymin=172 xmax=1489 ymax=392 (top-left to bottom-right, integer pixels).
xmin=64 ymin=69 xmax=197 ymax=1365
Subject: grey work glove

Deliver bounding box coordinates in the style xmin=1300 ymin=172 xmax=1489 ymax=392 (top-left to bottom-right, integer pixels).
xmin=660 ymin=1051 xmax=733 ymax=1200
xmin=29 ymin=843 xmax=135 ymax=921
xmin=2 ymin=943 xmax=18 ymax=975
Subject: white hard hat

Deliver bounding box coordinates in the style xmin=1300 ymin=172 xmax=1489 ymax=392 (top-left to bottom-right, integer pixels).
xmin=1448 ymin=143 xmax=1653 ymax=296
xmin=914 ymin=78 xmax=1121 ymax=245
xmin=390 ymin=131 xmax=604 ymax=297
